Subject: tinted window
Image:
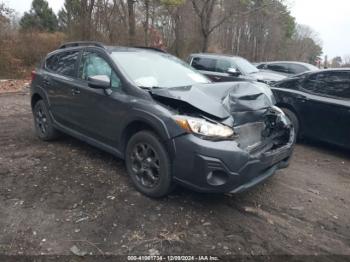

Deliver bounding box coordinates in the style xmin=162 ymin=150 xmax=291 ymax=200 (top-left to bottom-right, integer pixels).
xmin=274 ymin=79 xmax=299 ymax=90
xmin=79 ymin=51 xmax=121 ymax=91
xmin=288 ymin=64 xmax=307 ymax=74
xmin=302 ymin=71 xmax=350 ymax=99
xmin=191 ymin=57 xmax=216 ymax=71
xmin=267 ymin=64 xmax=289 ymax=73
xmin=46 ymin=51 xmax=79 ymax=77
xmin=46 ymin=54 xmax=59 ymax=72
xmin=256 ymin=63 xmax=266 ymax=69
xmin=215 ymin=59 xmax=232 ymax=73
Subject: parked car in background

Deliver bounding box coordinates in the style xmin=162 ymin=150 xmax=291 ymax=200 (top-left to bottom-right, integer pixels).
xmin=188 ymin=53 xmax=286 ymax=84
xmin=272 ymin=69 xmax=350 ymax=148
xmin=256 ymin=61 xmax=319 ymax=77
xmin=30 ymin=42 xmax=295 ymax=198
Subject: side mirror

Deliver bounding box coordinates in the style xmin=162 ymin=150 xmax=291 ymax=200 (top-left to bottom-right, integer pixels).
xmin=88 ymin=75 xmax=111 ymax=89
xmin=227 ymin=68 xmax=241 ymax=76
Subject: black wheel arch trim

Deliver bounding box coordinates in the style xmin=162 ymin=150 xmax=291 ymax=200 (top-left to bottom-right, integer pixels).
xmin=31 ymin=86 xmax=51 ymax=110
xmin=119 ymin=109 xmax=183 ymax=159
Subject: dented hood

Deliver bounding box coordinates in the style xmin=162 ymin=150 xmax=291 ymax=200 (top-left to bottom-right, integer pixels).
xmin=150 ymin=82 xmax=275 ymax=119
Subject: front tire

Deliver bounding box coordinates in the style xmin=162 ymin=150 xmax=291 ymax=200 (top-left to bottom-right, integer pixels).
xmin=33 ymin=100 xmax=59 ymax=141
xmin=125 ymin=131 xmax=172 ymax=198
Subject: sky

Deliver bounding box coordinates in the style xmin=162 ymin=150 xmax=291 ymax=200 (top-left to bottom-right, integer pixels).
xmin=3 ymin=0 xmax=350 ymax=59
xmin=289 ymin=0 xmax=350 ymax=59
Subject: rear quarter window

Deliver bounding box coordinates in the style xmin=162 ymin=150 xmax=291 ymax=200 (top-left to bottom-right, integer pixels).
xmin=45 ymin=51 xmax=80 ymax=78
xmin=45 ymin=54 xmax=60 ymax=72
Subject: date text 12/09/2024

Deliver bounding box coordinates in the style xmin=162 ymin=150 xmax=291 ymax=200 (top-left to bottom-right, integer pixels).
xmin=127 ymin=255 xmax=220 ymax=261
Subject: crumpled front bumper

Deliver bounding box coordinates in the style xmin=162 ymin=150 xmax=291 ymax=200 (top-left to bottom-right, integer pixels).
xmin=171 ymin=127 xmax=295 ymax=194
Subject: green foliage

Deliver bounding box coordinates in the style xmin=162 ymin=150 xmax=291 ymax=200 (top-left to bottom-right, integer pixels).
xmin=20 ymin=0 xmax=58 ymax=32
xmin=58 ymin=0 xmax=81 ymax=30
xmin=305 ymin=38 xmax=323 ymax=63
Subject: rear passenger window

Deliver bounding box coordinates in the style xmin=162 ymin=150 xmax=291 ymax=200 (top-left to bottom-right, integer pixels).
xmin=267 ymin=64 xmax=289 ymax=73
xmin=191 ymin=57 xmax=216 ymax=72
xmin=303 ymin=72 xmax=350 ymax=99
xmin=46 ymin=51 xmax=79 ymax=77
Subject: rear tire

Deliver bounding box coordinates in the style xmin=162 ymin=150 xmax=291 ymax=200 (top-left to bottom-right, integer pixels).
xmin=125 ymin=131 xmax=173 ymax=198
xmin=281 ymin=108 xmax=299 ymax=140
xmin=33 ymin=100 xmax=60 ymax=141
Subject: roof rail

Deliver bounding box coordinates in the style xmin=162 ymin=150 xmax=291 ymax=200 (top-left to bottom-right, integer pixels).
xmin=134 ymin=46 xmax=167 ymax=53
xmin=59 ymin=41 xmax=106 ymax=49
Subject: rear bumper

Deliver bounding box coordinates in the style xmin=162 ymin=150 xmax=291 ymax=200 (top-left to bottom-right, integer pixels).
xmin=171 ymin=130 xmax=294 ymax=193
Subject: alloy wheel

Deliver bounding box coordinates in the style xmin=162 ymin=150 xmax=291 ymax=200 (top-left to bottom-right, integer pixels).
xmin=35 ymin=106 xmax=48 ymax=135
xmin=130 ymin=143 xmax=161 ymax=188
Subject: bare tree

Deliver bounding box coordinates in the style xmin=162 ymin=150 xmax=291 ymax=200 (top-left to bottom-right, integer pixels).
xmin=127 ymin=0 xmax=136 ymax=45
xmin=80 ymin=0 xmax=95 ymax=39
xmin=343 ymin=55 xmax=350 ymax=67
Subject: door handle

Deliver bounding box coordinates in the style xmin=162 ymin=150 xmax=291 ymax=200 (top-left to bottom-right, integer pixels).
xmin=71 ymin=88 xmax=81 ymax=95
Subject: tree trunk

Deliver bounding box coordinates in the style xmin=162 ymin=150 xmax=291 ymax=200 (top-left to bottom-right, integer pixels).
xmin=202 ymin=34 xmax=209 ymax=52
xmin=128 ymin=0 xmax=136 ymax=45
xmin=144 ymin=0 xmax=150 ymax=46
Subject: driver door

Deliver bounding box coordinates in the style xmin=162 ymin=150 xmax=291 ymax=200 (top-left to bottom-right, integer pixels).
xmin=71 ymin=49 xmax=129 ymax=147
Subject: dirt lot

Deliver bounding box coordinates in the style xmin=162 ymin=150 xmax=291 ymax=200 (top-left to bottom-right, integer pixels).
xmin=0 ymin=90 xmax=349 ymax=258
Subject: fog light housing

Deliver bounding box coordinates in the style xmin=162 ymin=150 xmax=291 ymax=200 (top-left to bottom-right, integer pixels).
xmin=207 ymin=170 xmax=229 ymax=186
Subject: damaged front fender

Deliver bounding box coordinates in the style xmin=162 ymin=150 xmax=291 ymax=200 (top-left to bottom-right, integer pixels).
xmin=150 ymin=81 xmax=275 ymax=123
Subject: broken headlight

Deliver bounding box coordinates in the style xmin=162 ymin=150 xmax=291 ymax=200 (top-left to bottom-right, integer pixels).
xmin=173 ymin=116 xmax=234 ymax=140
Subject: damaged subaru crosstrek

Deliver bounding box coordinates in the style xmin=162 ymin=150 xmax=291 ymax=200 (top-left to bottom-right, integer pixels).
xmin=30 ymin=42 xmax=295 ymax=198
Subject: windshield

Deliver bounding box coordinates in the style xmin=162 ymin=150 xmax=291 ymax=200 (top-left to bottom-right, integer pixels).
xmin=111 ymin=51 xmax=210 ymax=89
xmin=233 ymin=57 xmax=259 ymax=75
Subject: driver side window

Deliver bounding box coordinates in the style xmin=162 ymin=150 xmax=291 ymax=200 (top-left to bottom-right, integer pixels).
xmin=79 ymin=51 xmax=121 ymax=91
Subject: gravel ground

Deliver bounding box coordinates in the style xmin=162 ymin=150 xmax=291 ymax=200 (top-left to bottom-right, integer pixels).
xmin=0 ymin=91 xmax=349 ymax=259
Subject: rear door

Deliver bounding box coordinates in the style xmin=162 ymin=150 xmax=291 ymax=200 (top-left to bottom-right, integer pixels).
xmin=44 ymin=50 xmax=80 ymax=128
xmin=298 ymin=71 xmax=350 ymax=147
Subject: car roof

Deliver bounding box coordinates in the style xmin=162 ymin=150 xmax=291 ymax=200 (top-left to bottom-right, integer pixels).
xmin=259 ymin=61 xmax=315 ymax=66
xmin=190 ymin=53 xmax=243 ymax=60
xmin=309 ymin=68 xmax=350 ymax=73
xmin=48 ymin=42 xmax=167 ymax=57
xmin=291 ymin=68 xmax=350 ymax=78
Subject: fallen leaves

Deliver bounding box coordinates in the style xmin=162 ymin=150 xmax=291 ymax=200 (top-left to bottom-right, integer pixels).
xmin=0 ymin=80 xmax=29 ymax=94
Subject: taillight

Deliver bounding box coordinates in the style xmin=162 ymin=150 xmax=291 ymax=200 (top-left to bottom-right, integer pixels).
xmin=31 ymin=71 xmax=36 ymax=82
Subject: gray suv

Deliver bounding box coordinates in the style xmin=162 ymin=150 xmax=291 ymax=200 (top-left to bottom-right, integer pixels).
xmin=30 ymin=42 xmax=295 ymax=198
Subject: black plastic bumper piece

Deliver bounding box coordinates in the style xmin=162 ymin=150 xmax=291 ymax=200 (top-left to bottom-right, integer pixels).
xmin=171 ymin=133 xmax=294 ymax=194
